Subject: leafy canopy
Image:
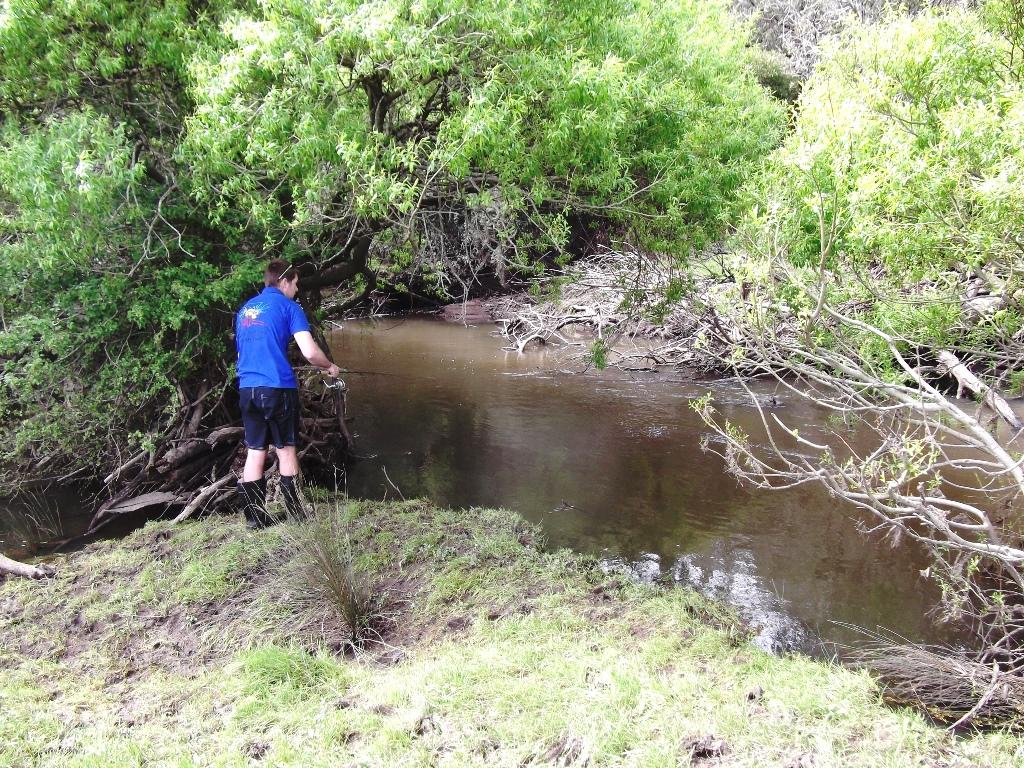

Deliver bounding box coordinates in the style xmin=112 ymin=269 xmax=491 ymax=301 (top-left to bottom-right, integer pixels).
xmin=0 ymin=1 xmax=248 ymax=471
xmin=183 ymin=0 xmax=783 ymax=267
xmin=0 ymin=0 xmax=782 ymax=480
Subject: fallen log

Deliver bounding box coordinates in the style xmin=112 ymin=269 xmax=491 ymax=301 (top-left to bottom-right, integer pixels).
xmin=205 ymin=426 xmax=244 ymax=445
xmin=173 ymin=474 xmax=236 ymax=523
xmin=301 ymin=416 xmax=346 ymax=428
xmin=167 ymin=444 xmax=233 ymax=487
xmin=157 ymin=439 xmax=210 ymax=472
xmin=103 ymin=491 xmax=184 ymax=515
xmin=88 ymin=490 xmax=185 ymax=532
xmin=937 ymin=350 xmax=1023 ymax=431
xmin=0 ymin=554 xmax=55 ymax=580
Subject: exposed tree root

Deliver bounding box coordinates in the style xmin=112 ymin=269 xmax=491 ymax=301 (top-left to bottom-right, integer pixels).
xmin=87 ymin=368 xmax=352 ymax=533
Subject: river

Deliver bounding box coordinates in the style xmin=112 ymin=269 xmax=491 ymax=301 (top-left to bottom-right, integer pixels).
xmin=330 ymin=317 xmax=956 ymax=655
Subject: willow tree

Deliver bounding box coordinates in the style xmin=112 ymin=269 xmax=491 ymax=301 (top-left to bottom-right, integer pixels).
xmin=0 ymin=0 xmax=781 ymax=514
xmin=183 ymin=0 xmax=783 ymax=302
xmin=0 ymin=0 xmax=252 ymax=502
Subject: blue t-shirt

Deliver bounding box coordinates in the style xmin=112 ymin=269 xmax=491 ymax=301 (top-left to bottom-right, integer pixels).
xmin=235 ymin=286 xmax=311 ymax=388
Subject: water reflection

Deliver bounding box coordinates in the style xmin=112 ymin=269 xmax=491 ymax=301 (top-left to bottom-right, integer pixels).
xmin=0 ymin=488 xmax=84 ymax=560
xmin=332 ymin=317 xmax=959 ymax=652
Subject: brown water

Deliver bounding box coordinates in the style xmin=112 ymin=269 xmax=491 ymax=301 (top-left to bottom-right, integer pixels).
xmin=330 ymin=317 xmax=957 ymax=655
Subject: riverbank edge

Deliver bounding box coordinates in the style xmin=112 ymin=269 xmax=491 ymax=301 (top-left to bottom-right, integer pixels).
xmin=1 ymin=498 xmax=1020 ymax=766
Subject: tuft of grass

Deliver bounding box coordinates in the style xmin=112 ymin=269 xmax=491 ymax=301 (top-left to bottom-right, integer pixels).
xmin=1 ymin=490 xmax=63 ymax=551
xmin=851 ymin=640 xmax=1024 ymax=729
xmin=428 ymin=556 xmax=489 ymax=606
xmin=288 ymin=505 xmax=390 ymax=652
xmin=237 ymin=644 xmax=348 ymax=692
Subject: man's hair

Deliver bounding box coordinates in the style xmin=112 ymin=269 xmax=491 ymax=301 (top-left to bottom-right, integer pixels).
xmin=264 ymin=259 xmax=294 ymax=287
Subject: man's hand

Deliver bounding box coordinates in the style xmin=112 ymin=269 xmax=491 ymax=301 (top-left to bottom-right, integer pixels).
xmin=326 ymin=363 xmax=341 ymax=378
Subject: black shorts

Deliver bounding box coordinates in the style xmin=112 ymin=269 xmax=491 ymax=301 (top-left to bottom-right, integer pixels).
xmin=240 ymin=387 xmax=299 ymax=450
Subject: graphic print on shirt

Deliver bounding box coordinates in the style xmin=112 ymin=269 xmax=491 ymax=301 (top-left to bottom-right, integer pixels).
xmin=240 ymin=302 xmax=269 ymax=328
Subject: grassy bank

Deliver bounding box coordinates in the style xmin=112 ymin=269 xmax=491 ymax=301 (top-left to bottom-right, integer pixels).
xmin=1 ymin=499 xmax=1021 ymax=767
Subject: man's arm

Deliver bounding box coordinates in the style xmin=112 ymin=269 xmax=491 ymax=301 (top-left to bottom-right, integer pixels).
xmin=294 ymin=331 xmax=341 ymax=378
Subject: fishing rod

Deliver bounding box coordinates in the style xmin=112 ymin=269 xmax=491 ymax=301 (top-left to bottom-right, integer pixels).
xmin=294 ymin=365 xmax=401 ymax=377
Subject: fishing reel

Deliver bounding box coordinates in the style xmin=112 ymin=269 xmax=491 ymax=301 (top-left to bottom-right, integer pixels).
xmin=322 ymin=376 xmax=347 ymax=392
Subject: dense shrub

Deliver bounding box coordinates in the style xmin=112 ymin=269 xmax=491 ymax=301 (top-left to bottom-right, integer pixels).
xmin=0 ymin=1 xmax=249 ymax=476
xmin=734 ymin=5 xmax=1024 ymax=374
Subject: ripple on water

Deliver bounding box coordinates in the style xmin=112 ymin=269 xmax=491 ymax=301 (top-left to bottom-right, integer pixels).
xmin=671 ymin=548 xmax=819 ymax=656
xmin=598 ymin=547 xmax=818 ymax=656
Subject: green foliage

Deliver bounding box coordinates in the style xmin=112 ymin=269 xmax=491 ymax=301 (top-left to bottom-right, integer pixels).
xmin=0 ymin=110 xmax=248 ymax=466
xmin=183 ymin=0 xmax=783 ymax=263
xmin=238 ymin=645 xmax=343 ymax=692
xmin=0 ymin=1 xmax=255 ymax=476
xmin=983 ymin=0 xmax=1024 ymax=80
xmin=587 ymin=338 xmax=609 ymax=369
xmin=0 ymin=0 xmax=199 ymax=109
xmin=736 ymin=7 xmax=1024 ymax=372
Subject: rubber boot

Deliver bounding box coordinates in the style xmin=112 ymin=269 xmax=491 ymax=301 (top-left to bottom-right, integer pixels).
xmin=279 ymin=475 xmax=307 ymax=521
xmin=237 ymin=478 xmax=269 ymax=529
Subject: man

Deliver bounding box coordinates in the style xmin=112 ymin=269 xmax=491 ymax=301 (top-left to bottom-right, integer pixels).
xmin=235 ymin=259 xmax=341 ymax=528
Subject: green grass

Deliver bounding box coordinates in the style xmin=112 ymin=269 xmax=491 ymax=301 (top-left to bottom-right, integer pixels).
xmin=0 ymin=499 xmax=1021 ymax=766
